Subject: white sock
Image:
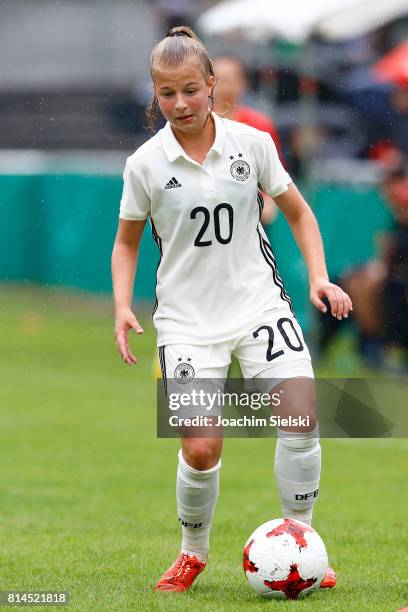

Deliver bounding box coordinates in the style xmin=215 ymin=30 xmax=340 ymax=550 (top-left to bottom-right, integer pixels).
xmin=176 ymin=449 xmax=221 ymax=562
xmin=274 ymin=425 xmax=321 ymax=526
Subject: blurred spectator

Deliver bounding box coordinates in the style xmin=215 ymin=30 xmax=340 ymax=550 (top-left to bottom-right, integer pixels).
xmin=366 ymin=87 xmax=408 ymax=160
xmin=341 ymin=156 xmax=408 ymax=369
xmin=213 ymin=55 xmax=283 ymax=158
xmin=380 ymin=161 xmax=408 ymax=364
xmin=213 ymin=55 xmax=282 ymax=224
xmin=287 ymin=124 xmax=325 ymax=180
xmin=388 ymin=87 xmax=408 ymax=155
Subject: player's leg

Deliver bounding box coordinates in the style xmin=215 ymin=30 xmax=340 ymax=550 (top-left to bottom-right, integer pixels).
xmin=237 ymin=321 xmax=320 ymax=524
xmin=156 ymin=440 xmax=222 ymax=593
xmin=156 ymin=343 xmax=229 ymax=592
xmin=235 ymin=316 xmax=320 ymax=523
xmin=177 ymin=437 xmax=223 ymax=562
xmin=272 ymin=377 xmax=319 ymax=526
xmin=236 ymin=314 xmax=336 ymax=588
xmin=272 ymin=378 xmax=336 ymax=589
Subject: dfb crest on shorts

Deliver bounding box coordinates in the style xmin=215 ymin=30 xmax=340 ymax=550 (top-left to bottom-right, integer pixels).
xmin=174 ymin=358 xmax=195 ymax=384
xmin=230 ymin=159 xmax=250 ymax=182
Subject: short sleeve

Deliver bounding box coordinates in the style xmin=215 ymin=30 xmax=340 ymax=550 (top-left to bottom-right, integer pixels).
xmin=257 ymin=132 xmax=292 ymax=198
xmin=119 ymin=159 xmax=151 ymax=220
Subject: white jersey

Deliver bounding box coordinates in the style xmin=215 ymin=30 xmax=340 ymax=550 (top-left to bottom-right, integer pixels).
xmin=119 ymin=112 xmax=293 ymax=346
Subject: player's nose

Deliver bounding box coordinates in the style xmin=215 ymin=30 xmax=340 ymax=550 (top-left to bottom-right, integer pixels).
xmin=174 ymin=93 xmax=188 ymax=111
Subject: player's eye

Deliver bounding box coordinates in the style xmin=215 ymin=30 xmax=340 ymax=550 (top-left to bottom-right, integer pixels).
xmin=161 ymin=91 xmax=174 ymax=98
xmin=186 ymin=89 xmax=197 ymax=95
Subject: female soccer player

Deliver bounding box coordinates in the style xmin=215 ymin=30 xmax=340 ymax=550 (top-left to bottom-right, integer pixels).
xmin=111 ymin=26 xmax=352 ymax=593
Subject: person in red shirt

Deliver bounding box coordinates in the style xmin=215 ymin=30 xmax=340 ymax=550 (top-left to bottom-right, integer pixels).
xmin=213 ymin=54 xmax=283 ymax=223
xmin=235 ymin=105 xmax=282 ymax=157
xmin=213 ymin=55 xmax=282 ymax=158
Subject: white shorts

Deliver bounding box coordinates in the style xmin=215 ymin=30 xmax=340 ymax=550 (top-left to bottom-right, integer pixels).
xmin=158 ymin=312 xmax=314 ymax=396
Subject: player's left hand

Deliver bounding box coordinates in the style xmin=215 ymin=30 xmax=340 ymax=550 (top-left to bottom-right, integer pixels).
xmin=310 ymin=276 xmax=353 ymax=319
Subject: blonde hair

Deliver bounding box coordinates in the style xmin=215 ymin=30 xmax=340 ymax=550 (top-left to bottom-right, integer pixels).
xmin=146 ymin=26 xmax=215 ymax=132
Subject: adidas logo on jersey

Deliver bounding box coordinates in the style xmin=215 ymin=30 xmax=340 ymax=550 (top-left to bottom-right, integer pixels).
xmin=164 ymin=177 xmax=182 ymax=189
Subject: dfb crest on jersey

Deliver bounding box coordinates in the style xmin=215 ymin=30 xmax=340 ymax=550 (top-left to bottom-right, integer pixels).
xmin=174 ymin=359 xmax=195 ymax=384
xmin=231 ymin=159 xmax=250 ymax=181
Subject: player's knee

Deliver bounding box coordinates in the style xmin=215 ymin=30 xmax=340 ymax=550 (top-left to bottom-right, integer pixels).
xmin=276 ymin=378 xmax=317 ymax=433
xmin=182 ymin=440 xmax=222 ymax=471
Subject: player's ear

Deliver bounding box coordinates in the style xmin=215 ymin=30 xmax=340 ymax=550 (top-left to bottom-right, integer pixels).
xmin=207 ymin=74 xmax=215 ymax=93
xmin=207 ymin=75 xmax=215 ymax=106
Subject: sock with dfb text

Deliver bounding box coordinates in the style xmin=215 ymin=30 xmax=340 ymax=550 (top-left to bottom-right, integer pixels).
xmin=274 ymin=425 xmax=321 ymax=526
xmin=176 ymin=449 xmax=221 ymax=562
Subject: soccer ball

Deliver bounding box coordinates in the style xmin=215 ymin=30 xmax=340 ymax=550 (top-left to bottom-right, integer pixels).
xmin=243 ymin=518 xmax=328 ymax=599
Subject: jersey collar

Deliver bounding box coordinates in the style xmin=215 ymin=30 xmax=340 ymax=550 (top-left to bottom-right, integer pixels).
xmin=161 ymin=112 xmax=226 ymax=163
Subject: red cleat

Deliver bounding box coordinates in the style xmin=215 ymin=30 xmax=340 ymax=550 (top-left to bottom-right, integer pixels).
xmin=320 ymin=566 xmax=337 ymax=589
xmin=155 ymin=553 xmax=206 ymax=592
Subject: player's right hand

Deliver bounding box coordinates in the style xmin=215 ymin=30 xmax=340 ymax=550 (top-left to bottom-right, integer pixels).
xmin=114 ymin=306 xmax=144 ymax=365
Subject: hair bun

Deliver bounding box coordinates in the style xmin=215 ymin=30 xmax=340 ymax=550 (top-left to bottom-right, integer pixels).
xmin=166 ymin=27 xmax=193 ymax=38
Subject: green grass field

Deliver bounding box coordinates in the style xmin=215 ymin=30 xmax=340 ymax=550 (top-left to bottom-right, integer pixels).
xmin=0 ymin=285 xmax=407 ymax=611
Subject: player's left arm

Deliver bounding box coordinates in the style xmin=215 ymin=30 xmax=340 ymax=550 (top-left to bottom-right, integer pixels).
xmin=274 ymin=183 xmax=353 ymax=319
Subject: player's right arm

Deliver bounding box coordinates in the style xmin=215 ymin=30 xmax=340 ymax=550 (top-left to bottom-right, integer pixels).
xmin=111 ymin=218 xmax=146 ymax=365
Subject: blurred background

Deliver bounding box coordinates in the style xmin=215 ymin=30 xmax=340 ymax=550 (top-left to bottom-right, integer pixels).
xmin=1 ymin=0 xmax=408 ymax=374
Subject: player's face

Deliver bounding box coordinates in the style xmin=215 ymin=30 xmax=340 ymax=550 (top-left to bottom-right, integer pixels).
xmin=154 ymin=58 xmax=214 ymax=134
